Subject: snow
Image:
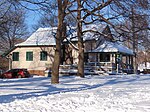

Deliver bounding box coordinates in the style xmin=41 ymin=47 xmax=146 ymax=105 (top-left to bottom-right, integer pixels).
xmin=16 ymin=27 xmax=57 ymax=46
xmin=68 ymin=24 xmax=107 ymax=41
xmin=89 ymin=41 xmax=134 ymax=55
xmin=0 ymin=74 xmax=150 ymax=112
xmin=16 ymin=24 xmax=108 ymax=47
xmin=15 ymin=24 xmax=133 ymax=56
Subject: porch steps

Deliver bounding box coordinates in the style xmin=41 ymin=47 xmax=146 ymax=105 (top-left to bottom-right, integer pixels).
xmin=45 ymin=64 xmax=110 ymax=77
xmin=61 ymin=64 xmax=110 ymax=75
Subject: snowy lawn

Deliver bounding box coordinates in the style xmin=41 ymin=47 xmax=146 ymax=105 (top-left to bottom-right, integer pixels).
xmin=0 ymin=74 xmax=150 ymax=112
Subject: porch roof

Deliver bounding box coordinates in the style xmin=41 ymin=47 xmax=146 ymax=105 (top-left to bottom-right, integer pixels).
xmin=87 ymin=41 xmax=134 ymax=55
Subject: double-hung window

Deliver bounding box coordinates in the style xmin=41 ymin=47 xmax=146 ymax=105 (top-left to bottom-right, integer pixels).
xmin=12 ymin=52 xmax=19 ymax=61
xmin=100 ymin=53 xmax=110 ymax=62
xmin=40 ymin=51 xmax=47 ymax=61
xmin=26 ymin=52 xmax=33 ymax=61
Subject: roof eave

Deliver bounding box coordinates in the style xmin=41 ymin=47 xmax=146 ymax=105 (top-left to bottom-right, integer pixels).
xmin=1 ymin=46 xmax=17 ymax=57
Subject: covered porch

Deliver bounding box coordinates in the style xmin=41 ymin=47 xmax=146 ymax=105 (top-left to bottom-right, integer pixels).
xmin=84 ymin=41 xmax=134 ymax=74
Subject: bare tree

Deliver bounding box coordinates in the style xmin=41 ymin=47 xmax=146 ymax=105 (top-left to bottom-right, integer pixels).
xmin=76 ymin=0 xmax=83 ymax=77
xmin=10 ymin=0 xmax=150 ymax=83
xmin=32 ymin=3 xmax=77 ymax=30
xmin=75 ymin=0 xmax=114 ymax=77
xmin=9 ymin=0 xmax=68 ymax=84
xmin=110 ymin=0 xmax=150 ymax=72
xmin=51 ymin=0 xmax=70 ymax=84
xmin=0 ymin=1 xmax=28 ymax=52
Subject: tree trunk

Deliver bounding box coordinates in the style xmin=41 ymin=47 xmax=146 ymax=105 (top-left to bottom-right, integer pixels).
xmin=77 ymin=0 xmax=84 ymax=78
xmin=131 ymin=7 xmax=137 ymax=74
xmin=51 ymin=0 xmax=63 ymax=84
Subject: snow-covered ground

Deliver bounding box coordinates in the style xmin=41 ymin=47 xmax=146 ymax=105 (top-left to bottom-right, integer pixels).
xmin=0 ymin=74 xmax=150 ymax=112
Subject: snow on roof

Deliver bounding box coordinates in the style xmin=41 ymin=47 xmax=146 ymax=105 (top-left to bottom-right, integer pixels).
xmin=68 ymin=24 xmax=107 ymax=41
xmin=17 ymin=24 xmax=107 ymax=46
xmin=16 ymin=27 xmax=57 ymax=46
xmin=87 ymin=41 xmax=134 ymax=55
xmin=83 ymin=24 xmax=107 ymax=33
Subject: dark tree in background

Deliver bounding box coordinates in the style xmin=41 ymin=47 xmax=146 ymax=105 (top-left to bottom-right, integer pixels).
xmin=0 ymin=0 xmax=28 ymax=70
xmin=110 ymin=0 xmax=150 ymax=72
xmin=0 ymin=0 xmax=28 ymax=52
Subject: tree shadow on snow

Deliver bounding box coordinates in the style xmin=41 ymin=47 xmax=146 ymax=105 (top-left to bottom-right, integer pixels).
xmin=0 ymin=75 xmax=150 ymax=103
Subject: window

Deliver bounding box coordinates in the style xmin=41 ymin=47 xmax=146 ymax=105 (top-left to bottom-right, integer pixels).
xmin=84 ymin=53 xmax=89 ymax=62
xmin=12 ymin=52 xmax=19 ymax=61
xmin=40 ymin=51 xmax=47 ymax=61
xmin=100 ymin=53 xmax=110 ymax=62
xmin=26 ymin=52 xmax=33 ymax=61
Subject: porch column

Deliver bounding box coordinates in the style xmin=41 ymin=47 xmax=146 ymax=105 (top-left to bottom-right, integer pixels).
xmin=126 ymin=55 xmax=128 ymax=64
xmin=126 ymin=55 xmax=130 ymax=65
xmin=111 ymin=53 xmax=115 ymax=63
xmin=115 ymin=53 xmax=118 ymax=73
xmin=131 ymin=56 xmax=134 ymax=68
xmin=96 ymin=53 xmax=98 ymax=62
xmin=129 ymin=56 xmax=131 ymax=65
xmin=97 ymin=53 xmax=100 ymax=62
